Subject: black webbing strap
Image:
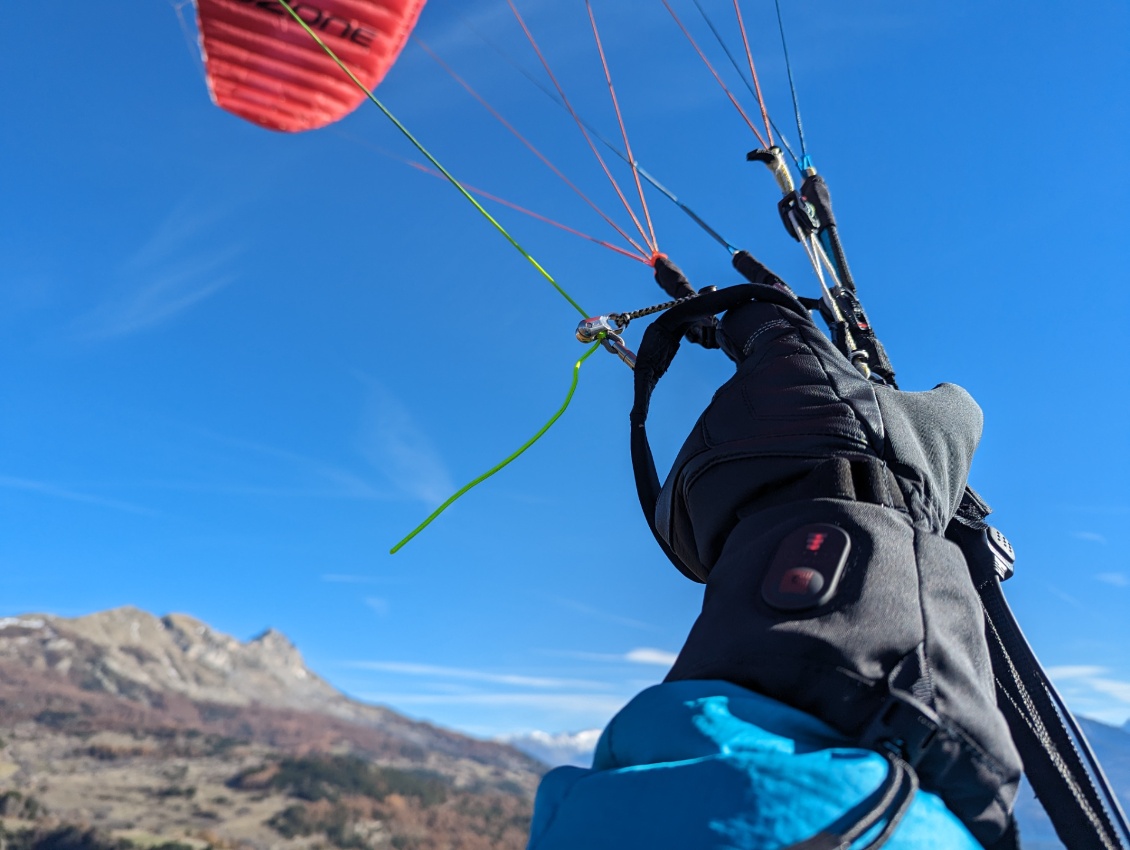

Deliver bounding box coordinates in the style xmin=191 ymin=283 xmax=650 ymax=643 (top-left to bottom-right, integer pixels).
xmin=784 ymin=751 xmax=918 ymax=850
xmin=949 ymin=504 xmax=1130 ymax=850
xmin=629 ymin=283 xmax=793 ymax=582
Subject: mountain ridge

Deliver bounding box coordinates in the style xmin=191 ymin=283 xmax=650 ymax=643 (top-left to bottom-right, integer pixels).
xmin=0 ymin=606 xmax=544 ymax=850
xmin=0 ymin=606 xmax=543 ymax=772
xmin=2 ymin=608 xmax=354 ymax=713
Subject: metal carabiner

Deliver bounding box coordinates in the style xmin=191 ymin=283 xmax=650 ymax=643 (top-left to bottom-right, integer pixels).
xmin=576 ymin=316 xmax=636 ymax=370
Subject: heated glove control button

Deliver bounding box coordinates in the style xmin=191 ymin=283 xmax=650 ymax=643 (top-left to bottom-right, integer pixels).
xmin=762 ymin=524 xmax=851 ymax=611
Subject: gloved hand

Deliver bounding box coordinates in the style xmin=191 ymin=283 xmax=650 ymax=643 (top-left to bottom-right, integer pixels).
xmin=656 ymin=287 xmax=982 ymax=566
xmin=643 ymin=281 xmax=1022 ymax=848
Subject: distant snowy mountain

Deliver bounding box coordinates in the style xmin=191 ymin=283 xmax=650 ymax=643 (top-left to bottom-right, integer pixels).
xmin=499 ymin=729 xmax=602 ymax=768
xmin=1010 ymin=717 xmax=1130 ymax=850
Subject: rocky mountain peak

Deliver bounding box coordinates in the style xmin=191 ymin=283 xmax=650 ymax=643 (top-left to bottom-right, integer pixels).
xmin=247 ymin=626 xmax=309 ymax=675
xmin=0 ymin=607 xmax=545 ymax=850
xmin=0 ymin=607 xmax=336 ymax=712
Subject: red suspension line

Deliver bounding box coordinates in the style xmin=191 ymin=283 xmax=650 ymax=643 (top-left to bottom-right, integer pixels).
xmin=586 ymin=0 xmax=658 ymax=254
xmin=343 ymin=135 xmax=649 ymax=263
xmin=415 ymin=37 xmax=650 ymax=260
xmin=731 ymin=0 xmax=774 ymax=147
xmin=329 ymin=129 xmax=646 ymax=261
xmin=505 ymin=0 xmax=656 ymax=254
xmin=661 ymin=0 xmax=769 ymax=149
xmin=407 ymin=162 xmax=649 ymax=263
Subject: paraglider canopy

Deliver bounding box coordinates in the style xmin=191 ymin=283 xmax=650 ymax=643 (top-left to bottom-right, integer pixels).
xmin=195 ymin=0 xmax=426 ymax=132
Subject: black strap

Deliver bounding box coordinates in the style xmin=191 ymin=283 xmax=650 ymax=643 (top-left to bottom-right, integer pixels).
xmin=631 ymin=285 xmax=762 ymax=581
xmin=784 ymin=751 xmax=918 ymax=850
xmin=984 ymin=579 xmax=1127 ymax=850
xmin=630 ymin=283 xmax=806 ymax=581
xmin=949 ymin=510 xmax=1130 ymax=850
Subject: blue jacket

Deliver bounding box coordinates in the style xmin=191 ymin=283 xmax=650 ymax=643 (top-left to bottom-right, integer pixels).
xmin=527 ymin=680 xmax=981 ymax=850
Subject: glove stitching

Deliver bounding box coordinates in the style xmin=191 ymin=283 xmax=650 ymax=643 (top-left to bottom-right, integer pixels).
xmin=741 ymin=318 xmax=793 ymax=357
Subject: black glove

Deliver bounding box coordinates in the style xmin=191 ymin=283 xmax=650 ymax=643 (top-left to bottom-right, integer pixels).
xmin=651 ymin=254 xmax=723 ymax=350
xmin=648 ymin=284 xmax=1022 ymax=848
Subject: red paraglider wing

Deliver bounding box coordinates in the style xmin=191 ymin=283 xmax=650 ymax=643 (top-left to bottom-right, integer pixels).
xmin=196 ymin=0 xmax=426 ymax=132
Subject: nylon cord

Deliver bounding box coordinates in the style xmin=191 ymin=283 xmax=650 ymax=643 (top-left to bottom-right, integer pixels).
xmin=453 ymin=11 xmax=737 ymax=252
xmin=662 ymin=0 xmax=768 ymax=148
xmin=730 ymin=0 xmax=774 ymax=146
xmin=774 ymin=0 xmax=809 ymax=162
xmin=390 ymin=343 xmax=602 ymax=553
xmin=587 ymin=0 xmax=658 ymax=254
xmin=688 ymin=0 xmax=801 ymax=167
xmin=788 ymin=209 xmax=840 ymax=322
xmin=328 ymin=128 xmax=649 ymax=263
xmin=403 ymin=157 xmax=650 ymax=263
xmin=505 ymin=0 xmax=655 ymax=256
xmin=415 ymin=36 xmax=650 ymax=261
xmin=274 ymin=0 xmax=589 ymax=319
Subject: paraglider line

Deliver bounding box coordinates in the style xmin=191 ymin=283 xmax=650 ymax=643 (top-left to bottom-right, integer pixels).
xmin=273 ymin=0 xmax=589 ymax=319
xmin=169 ymin=0 xmax=206 ymax=82
xmin=637 ymin=165 xmax=737 ymax=253
xmin=586 ymin=0 xmax=658 ymax=254
xmin=505 ymin=0 xmax=656 ymax=255
xmin=774 ymin=0 xmax=808 ymax=159
xmin=330 ymin=129 xmax=649 ymax=262
xmin=661 ymin=0 xmax=768 ymax=148
xmin=731 ymin=0 xmax=774 ymax=147
xmin=414 ymin=37 xmax=650 ymax=261
xmin=587 ymin=0 xmax=659 ymax=252
xmin=455 ymin=12 xmax=739 ymax=253
xmin=390 ymin=342 xmax=602 ymax=554
xmin=689 ymin=0 xmax=800 ymax=167
xmin=404 ymin=159 xmax=651 ymax=263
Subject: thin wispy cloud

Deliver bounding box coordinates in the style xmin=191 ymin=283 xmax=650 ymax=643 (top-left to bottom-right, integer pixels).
xmin=344 ymin=660 xmax=606 ymax=690
xmin=544 ymin=647 xmax=678 ymax=667
xmin=1047 ymin=665 xmax=1130 ymax=725
xmin=1074 ymin=531 xmax=1108 ymax=544
xmin=364 ymin=597 xmax=390 ymax=617
xmin=625 ymin=647 xmax=678 ymax=667
xmin=132 ymin=480 xmax=385 ymax=500
xmin=0 ymin=474 xmax=156 ymax=516
xmin=408 ymin=1 xmax=524 ymax=57
xmin=185 ymin=426 xmax=391 ymax=500
xmin=1042 ymin=583 xmax=1089 ymax=613
xmin=359 ymin=691 xmax=628 ymax=713
xmin=73 ymin=203 xmax=238 ymax=340
xmin=1096 ymin=573 xmax=1129 ymax=588
xmin=549 ymin=595 xmax=658 ymax=631
xmin=1088 ymin=678 xmax=1130 ymax=704
xmin=356 ymin=377 xmax=454 ymax=504
xmin=1047 ymin=666 xmax=1109 ymax=680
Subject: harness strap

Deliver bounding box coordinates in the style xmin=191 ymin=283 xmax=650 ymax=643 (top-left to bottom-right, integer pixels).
xmin=630 ymin=282 xmax=796 ymax=581
xmin=785 ymin=751 xmax=918 ymax=850
xmin=949 ymin=509 xmax=1130 ymax=850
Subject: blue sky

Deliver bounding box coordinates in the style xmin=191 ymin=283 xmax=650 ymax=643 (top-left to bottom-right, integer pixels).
xmin=1 ymin=0 xmax=1127 ymax=739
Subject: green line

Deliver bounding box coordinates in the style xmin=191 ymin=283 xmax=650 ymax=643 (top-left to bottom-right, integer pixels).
xmin=275 ymin=1 xmax=588 ymax=318
xmin=390 ymin=342 xmax=601 ymax=553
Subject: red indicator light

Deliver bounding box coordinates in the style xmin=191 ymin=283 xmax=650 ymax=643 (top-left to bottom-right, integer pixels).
xmin=806 ymin=533 xmax=827 ymax=552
